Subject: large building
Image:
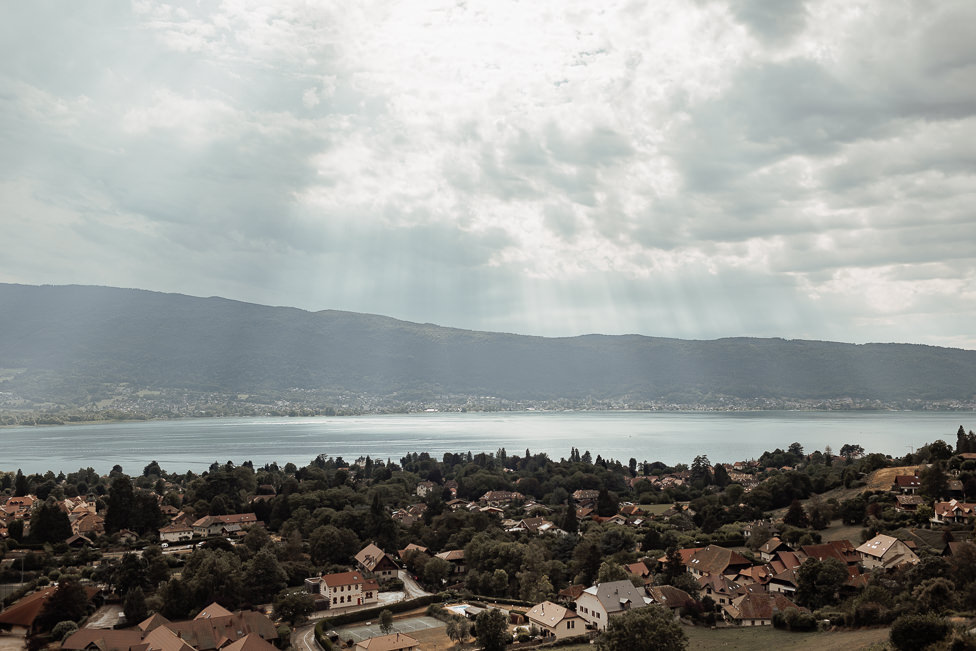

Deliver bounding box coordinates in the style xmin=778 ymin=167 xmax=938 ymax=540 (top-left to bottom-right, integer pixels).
xmin=309 ymin=570 xmax=380 ymax=608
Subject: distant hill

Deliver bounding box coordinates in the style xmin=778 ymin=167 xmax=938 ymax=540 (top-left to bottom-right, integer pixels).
xmin=1 ymin=283 xmax=975 ymax=412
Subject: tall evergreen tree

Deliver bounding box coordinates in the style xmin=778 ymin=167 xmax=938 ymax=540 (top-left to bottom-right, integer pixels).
xmin=30 ymin=500 xmax=72 ymax=544
xmin=105 ymin=475 xmax=135 ymax=533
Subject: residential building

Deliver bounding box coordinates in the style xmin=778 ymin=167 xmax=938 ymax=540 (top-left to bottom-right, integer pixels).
xmin=575 ymin=580 xmax=648 ymax=630
xmin=315 ymin=570 xmax=379 ymax=608
xmin=723 ymin=593 xmax=804 ymax=627
xmin=931 ymin=500 xmax=976 ymax=525
xmin=525 ymin=601 xmax=582 ymax=640
xmin=856 ymin=534 xmax=920 ymax=570
xmin=191 ymin=513 xmax=260 ymax=537
xmin=355 ymin=543 xmax=400 ymax=579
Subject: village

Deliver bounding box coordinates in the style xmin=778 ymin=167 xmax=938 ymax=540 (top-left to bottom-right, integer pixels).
xmin=1 ymin=427 xmax=975 ymax=651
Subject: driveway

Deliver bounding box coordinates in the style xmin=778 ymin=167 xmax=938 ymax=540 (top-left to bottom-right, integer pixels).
xmin=85 ymin=605 xmax=124 ymax=629
xmin=399 ymin=571 xmax=432 ymax=600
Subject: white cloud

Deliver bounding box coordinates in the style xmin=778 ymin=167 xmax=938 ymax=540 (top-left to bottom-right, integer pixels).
xmin=1 ymin=0 xmax=975 ymax=349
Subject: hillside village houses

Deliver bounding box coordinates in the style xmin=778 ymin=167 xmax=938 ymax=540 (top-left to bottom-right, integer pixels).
xmin=3 ymin=441 xmax=976 ymax=651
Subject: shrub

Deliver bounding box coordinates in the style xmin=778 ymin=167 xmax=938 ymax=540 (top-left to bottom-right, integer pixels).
xmin=52 ymin=621 xmax=79 ymax=641
xmin=890 ymin=613 xmax=949 ymax=651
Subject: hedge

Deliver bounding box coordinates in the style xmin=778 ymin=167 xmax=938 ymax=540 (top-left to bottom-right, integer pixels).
xmin=468 ymin=595 xmax=537 ymax=608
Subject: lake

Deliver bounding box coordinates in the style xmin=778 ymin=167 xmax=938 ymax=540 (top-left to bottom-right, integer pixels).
xmin=1 ymin=410 xmax=973 ymax=475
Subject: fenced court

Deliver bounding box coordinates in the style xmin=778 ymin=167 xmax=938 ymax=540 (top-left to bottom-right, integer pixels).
xmin=335 ymin=615 xmax=446 ymax=643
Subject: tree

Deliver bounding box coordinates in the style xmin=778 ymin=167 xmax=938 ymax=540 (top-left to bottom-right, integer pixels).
xmin=105 ymin=475 xmax=135 ymax=533
xmin=562 ymin=496 xmax=578 ymax=534
xmin=920 ymin=462 xmax=948 ymax=500
xmin=597 ymin=561 xmax=627 ymax=584
xmin=795 ymin=558 xmax=847 ymax=609
xmin=712 ymin=463 xmax=730 ymax=489
xmin=446 ymin=616 xmax=471 ymax=646
xmin=783 ymin=500 xmax=810 ymax=529
xmin=596 ymin=488 xmax=616 ymax=517
xmin=597 ymin=604 xmax=687 ymax=651
xmin=788 ymin=442 xmax=804 ymax=459
xmin=423 ymin=557 xmax=452 ymax=587
xmin=123 ymin=587 xmax=148 ymax=625
xmin=14 ymin=469 xmax=28 ymax=497
xmin=244 ymin=548 xmax=288 ymax=604
xmin=912 ymin=577 xmax=956 ymax=614
xmin=474 ymin=608 xmax=509 ymax=651
xmin=379 ymin=609 xmax=395 ymax=634
xmin=30 ymin=500 xmax=72 ymax=544
xmin=36 ymin=579 xmax=89 ymax=631
xmin=690 ymin=455 xmax=712 ymax=486
xmin=273 ymin=591 xmax=314 ymax=625
xmin=840 ymin=444 xmax=864 ymax=461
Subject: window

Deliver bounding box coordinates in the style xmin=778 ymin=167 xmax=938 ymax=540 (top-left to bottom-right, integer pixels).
xmin=567 ymin=621 xmax=575 ymax=629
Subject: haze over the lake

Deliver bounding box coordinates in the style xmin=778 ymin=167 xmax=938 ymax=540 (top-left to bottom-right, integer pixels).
xmin=2 ymin=2 xmax=975 ymax=348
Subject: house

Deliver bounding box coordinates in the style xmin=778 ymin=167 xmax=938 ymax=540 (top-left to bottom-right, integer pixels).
xmin=623 ymin=561 xmax=653 ymax=585
xmin=892 ymin=475 xmax=921 ymax=494
xmin=575 ymin=580 xmax=648 ymax=630
xmin=525 ymin=601 xmax=582 ymax=640
xmin=572 ymin=489 xmax=600 ymax=507
xmin=758 ymin=537 xmax=792 ymax=562
xmin=931 ymin=500 xmax=976 ymax=525
xmin=63 ymin=604 xmax=277 ymax=651
xmin=685 ymin=545 xmax=752 ymax=579
xmin=398 ymin=543 xmax=429 ymax=561
xmin=556 ymin=584 xmax=585 ymax=604
xmin=723 ymin=593 xmax=804 ymax=627
xmin=645 ymin=585 xmax=694 ymax=618
xmin=895 ymin=495 xmax=926 ymax=512
xmin=798 ymin=540 xmax=860 ymax=567
xmin=191 ymin=513 xmax=260 ymax=537
xmin=160 ymin=522 xmax=195 ymax=543
xmin=698 ymin=574 xmax=742 ymax=607
xmin=222 ymin=634 xmax=278 ymax=651
xmin=314 ymin=571 xmax=379 ymax=608
xmin=767 ymin=567 xmax=800 ymax=595
xmin=434 ymin=549 xmax=466 ymax=575
xmin=355 ymin=543 xmax=400 ymax=578
xmin=0 ymin=586 xmax=57 ymax=637
xmin=478 ymin=491 xmax=525 ymax=507
xmin=856 ymin=534 xmax=920 ymax=570
xmin=72 ymin=513 xmax=105 ymax=538
xmin=354 ymin=632 xmax=419 ymax=651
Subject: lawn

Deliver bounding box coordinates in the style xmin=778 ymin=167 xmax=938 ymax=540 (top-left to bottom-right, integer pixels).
xmin=684 ymin=625 xmax=889 ymax=650
xmin=638 ymin=504 xmax=675 ymax=516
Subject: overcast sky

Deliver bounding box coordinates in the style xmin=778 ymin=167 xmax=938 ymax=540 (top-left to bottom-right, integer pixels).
xmin=2 ymin=1 xmax=975 ymax=348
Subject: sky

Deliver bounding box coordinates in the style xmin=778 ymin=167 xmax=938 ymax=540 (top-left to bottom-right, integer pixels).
xmin=2 ymin=1 xmax=975 ymax=349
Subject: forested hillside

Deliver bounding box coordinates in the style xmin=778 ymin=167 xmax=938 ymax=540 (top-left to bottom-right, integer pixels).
xmin=1 ymin=284 xmax=975 ymax=413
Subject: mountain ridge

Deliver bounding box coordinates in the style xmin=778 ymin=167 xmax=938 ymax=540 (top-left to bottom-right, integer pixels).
xmin=1 ymin=283 xmax=975 ymax=417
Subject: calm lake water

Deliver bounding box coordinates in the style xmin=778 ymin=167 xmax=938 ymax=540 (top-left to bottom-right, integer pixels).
xmin=1 ymin=411 xmax=973 ymax=475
